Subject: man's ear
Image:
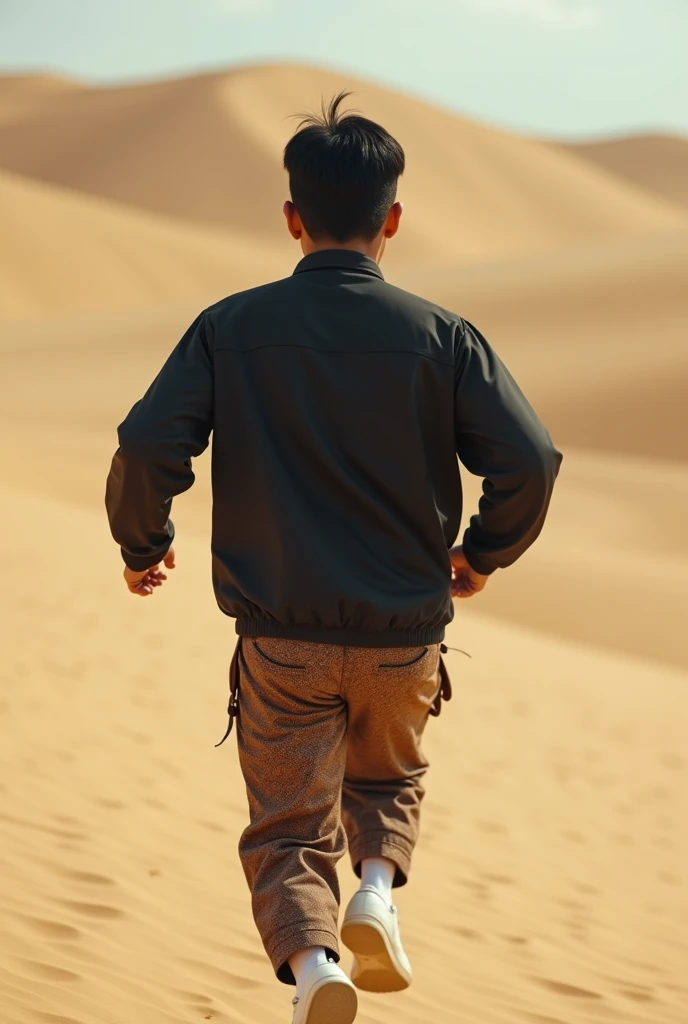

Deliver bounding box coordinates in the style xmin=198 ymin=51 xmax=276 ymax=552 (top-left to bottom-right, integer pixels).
xmin=283 ymin=200 xmax=303 ymax=240
xmin=383 ymin=201 xmax=403 ymax=239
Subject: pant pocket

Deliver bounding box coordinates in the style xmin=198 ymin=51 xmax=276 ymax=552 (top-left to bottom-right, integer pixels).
xmin=252 ymin=639 xmax=307 ymax=670
xmin=378 ymin=647 xmax=429 ymax=669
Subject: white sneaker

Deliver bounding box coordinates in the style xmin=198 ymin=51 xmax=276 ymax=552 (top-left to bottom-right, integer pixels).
xmin=341 ymin=886 xmax=412 ymax=992
xmin=291 ymin=961 xmax=358 ymax=1024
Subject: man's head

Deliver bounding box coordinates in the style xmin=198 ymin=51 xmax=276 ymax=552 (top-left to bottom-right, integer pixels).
xmin=283 ymin=91 xmax=405 ymax=261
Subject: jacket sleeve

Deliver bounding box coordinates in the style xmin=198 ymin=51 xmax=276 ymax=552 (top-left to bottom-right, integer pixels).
xmin=454 ymin=319 xmax=562 ymax=575
xmin=105 ymin=312 xmax=213 ymax=571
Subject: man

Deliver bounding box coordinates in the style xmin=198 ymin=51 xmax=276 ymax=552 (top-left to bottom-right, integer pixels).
xmin=106 ymin=92 xmax=562 ymax=1024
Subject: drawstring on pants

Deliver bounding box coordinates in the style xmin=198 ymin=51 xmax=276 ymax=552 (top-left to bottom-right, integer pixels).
xmin=215 ymin=638 xmax=243 ymax=747
xmin=430 ymin=642 xmax=471 ymax=718
xmin=442 ymin=643 xmax=472 ymax=659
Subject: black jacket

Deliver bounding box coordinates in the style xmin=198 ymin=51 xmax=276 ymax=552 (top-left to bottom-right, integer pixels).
xmin=106 ymin=250 xmax=562 ymax=647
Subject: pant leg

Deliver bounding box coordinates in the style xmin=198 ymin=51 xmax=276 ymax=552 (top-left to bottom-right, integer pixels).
xmin=236 ymin=637 xmax=348 ymax=984
xmin=341 ymin=643 xmax=441 ymax=887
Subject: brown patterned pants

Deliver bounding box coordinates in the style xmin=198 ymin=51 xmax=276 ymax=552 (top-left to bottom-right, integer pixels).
xmin=234 ymin=637 xmax=442 ymax=983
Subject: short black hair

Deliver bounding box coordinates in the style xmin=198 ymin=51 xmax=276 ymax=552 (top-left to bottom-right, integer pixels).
xmin=283 ymin=91 xmax=405 ymax=243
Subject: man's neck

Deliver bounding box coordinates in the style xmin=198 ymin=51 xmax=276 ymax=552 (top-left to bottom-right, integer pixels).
xmin=301 ymin=239 xmax=383 ymax=262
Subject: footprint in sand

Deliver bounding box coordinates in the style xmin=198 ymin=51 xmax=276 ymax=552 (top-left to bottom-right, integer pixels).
xmin=532 ymin=977 xmax=602 ymax=1000
xmin=660 ymin=753 xmax=684 ymax=771
xmin=521 ymin=1015 xmax=568 ymax=1024
xmin=558 ymin=898 xmax=587 ymax=911
xmin=652 ymin=836 xmax=674 ymax=849
xmin=179 ymin=958 xmax=262 ymax=990
xmin=43 ymin=865 xmax=116 ymax=891
xmin=0 ymin=811 xmax=85 ymax=841
xmin=133 ymin=672 xmax=157 ymax=690
xmin=480 ymin=871 xmax=516 ymax=885
xmin=13 ymin=958 xmax=81 ymax=983
xmin=153 ymin=757 xmax=183 ymax=778
xmin=460 ymin=879 xmax=492 ymax=902
xmin=619 ymin=986 xmax=655 ymax=1003
xmin=33 ymin=1015 xmax=85 ymax=1024
xmin=17 ymin=915 xmax=82 ymax=941
xmin=448 ymin=925 xmax=484 ymax=941
xmin=561 ymin=830 xmax=587 ymax=845
xmin=475 ymin=818 xmax=508 ymax=835
xmin=58 ymin=900 xmax=124 ymax=919
xmin=51 ymin=813 xmax=80 ymax=827
xmin=198 ymin=819 xmax=229 ymax=834
xmin=572 ymin=882 xmax=600 ymax=896
xmin=93 ymin=796 xmax=127 ymax=810
xmin=143 ymin=797 xmax=169 ymax=809
xmin=178 ymin=990 xmax=213 ymax=1005
xmin=64 ymin=869 xmax=115 ymax=886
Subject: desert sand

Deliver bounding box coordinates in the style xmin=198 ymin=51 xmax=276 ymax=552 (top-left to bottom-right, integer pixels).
xmin=563 ymin=133 xmax=688 ymax=211
xmin=0 ymin=169 xmax=284 ymax=320
xmin=1 ymin=63 xmax=687 ymax=1024
xmin=1 ymin=64 xmax=686 ymax=282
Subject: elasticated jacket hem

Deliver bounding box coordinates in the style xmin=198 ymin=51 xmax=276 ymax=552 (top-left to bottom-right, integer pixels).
xmin=236 ymin=618 xmax=446 ymax=648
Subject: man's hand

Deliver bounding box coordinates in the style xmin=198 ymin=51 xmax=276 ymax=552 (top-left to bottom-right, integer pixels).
xmin=123 ymin=547 xmax=176 ymax=597
xmin=449 ymin=545 xmax=489 ymax=599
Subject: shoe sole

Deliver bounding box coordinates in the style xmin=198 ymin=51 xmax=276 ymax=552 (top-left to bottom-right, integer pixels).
xmin=341 ymin=917 xmax=411 ymax=993
xmin=303 ymin=977 xmax=358 ymax=1024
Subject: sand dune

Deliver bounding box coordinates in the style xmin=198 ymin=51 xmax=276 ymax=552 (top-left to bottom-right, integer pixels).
xmin=0 ymin=169 xmax=284 ymax=320
xmin=1 ymin=59 xmax=687 ymax=1024
xmin=0 ymin=64 xmax=685 ymax=272
xmin=0 ymin=73 xmax=80 ymax=125
xmin=1 ymin=481 xmax=687 ymax=1024
xmin=564 ymin=133 xmax=688 ymax=210
xmin=396 ymin=230 xmax=688 ymax=461
xmin=2 ymin=63 xmax=687 ymax=321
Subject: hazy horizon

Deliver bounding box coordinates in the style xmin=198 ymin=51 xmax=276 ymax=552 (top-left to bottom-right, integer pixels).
xmin=1 ymin=0 xmax=687 ymax=141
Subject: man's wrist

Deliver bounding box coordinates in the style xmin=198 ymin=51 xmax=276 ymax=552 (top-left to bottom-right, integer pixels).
xmin=461 ymin=535 xmax=497 ymax=576
xmin=121 ymin=543 xmax=172 ymax=573
xmin=120 ymin=521 xmax=175 ymax=573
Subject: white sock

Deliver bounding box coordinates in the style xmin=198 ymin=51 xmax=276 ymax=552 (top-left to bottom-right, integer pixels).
xmin=289 ymin=946 xmax=332 ymax=1000
xmin=360 ymin=856 xmax=396 ymax=902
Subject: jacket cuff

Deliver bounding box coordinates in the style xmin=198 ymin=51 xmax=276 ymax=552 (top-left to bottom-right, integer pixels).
xmin=121 ymin=548 xmax=169 ymax=572
xmin=461 ymin=532 xmax=498 ymax=576
xmin=121 ymin=524 xmax=175 ymax=572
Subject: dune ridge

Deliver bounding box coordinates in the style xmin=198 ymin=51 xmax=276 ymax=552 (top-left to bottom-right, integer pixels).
xmin=2 ymin=64 xmax=688 ymax=322
xmin=395 ymin=229 xmax=688 ymax=462
xmin=0 ymin=64 xmax=686 ymax=277
xmin=0 ymin=169 xmax=284 ymax=320
xmin=564 ymin=133 xmax=688 ymax=210
xmin=0 ymin=72 xmax=80 ymax=125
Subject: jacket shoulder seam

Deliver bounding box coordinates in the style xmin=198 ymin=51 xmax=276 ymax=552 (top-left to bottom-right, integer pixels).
xmin=214 ymin=343 xmax=453 ymax=368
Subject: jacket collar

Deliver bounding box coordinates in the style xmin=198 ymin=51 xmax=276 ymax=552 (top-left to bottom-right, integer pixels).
xmin=293 ymin=249 xmax=384 ymax=281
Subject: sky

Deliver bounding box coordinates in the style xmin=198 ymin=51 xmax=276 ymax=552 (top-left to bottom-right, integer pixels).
xmin=0 ymin=0 xmax=686 ymax=139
